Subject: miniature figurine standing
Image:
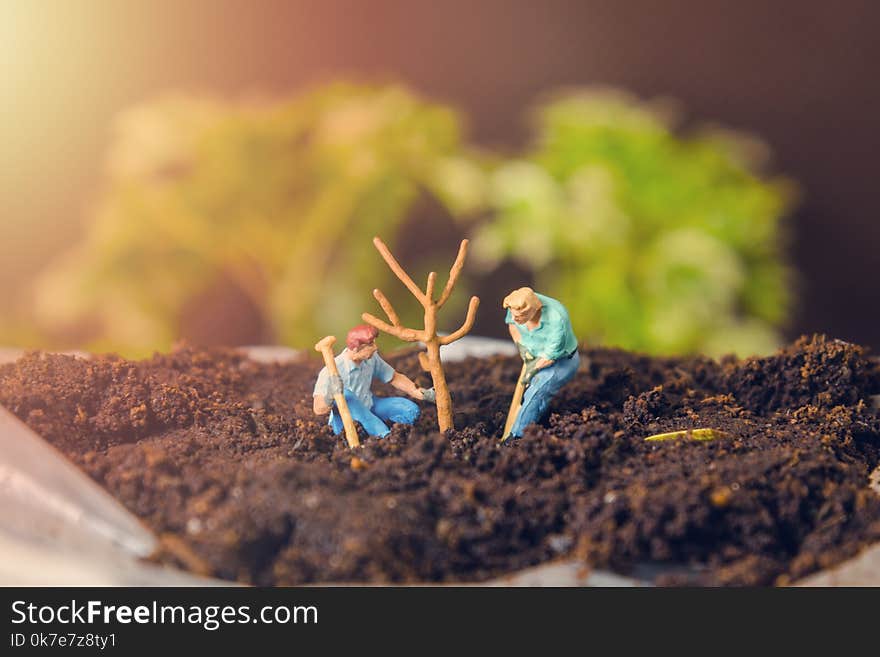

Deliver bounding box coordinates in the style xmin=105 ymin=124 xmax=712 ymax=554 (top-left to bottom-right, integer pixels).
xmin=313 ymin=324 xmax=434 ymax=438
xmin=502 ymin=287 xmax=579 ymax=440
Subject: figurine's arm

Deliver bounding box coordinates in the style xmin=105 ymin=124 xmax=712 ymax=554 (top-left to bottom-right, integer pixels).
xmin=534 ymin=308 xmax=569 ymax=371
xmin=313 ymin=368 xmax=341 ymax=415
xmin=508 ymin=323 xmax=521 ymax=343
xmin=509 ymin=323 xmax=545 ymax=363
xmin=534 ymin=357 xmax=554 ymax=370
xmin=389 ymin=371 xmax=426 ymax=400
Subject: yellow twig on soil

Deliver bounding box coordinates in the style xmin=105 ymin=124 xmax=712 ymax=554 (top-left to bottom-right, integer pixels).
xmin=644 ymin=428 xmax=730 ymax=442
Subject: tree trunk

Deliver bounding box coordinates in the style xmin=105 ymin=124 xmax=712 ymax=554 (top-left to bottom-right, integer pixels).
xmin=425 ymin=339 xmax=453 ymax=432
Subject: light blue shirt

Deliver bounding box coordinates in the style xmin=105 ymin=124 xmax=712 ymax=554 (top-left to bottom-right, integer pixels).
xmin=313 ymin=349 xmax=395 ymax=409
xmin=505 ymin=293 xmax=578 ymax=361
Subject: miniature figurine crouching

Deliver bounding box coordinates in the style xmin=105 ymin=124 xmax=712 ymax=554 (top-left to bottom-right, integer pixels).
xmin=313 ymin=324 xmax=434 ymax=438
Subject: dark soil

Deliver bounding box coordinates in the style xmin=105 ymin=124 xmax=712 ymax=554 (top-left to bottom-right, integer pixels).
xmin=2 ymin=334 xmax=879 ymax=586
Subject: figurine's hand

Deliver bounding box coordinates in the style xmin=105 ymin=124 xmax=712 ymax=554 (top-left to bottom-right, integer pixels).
xmin=517 ymin=342 xmax=535 ymax=362
xmin=419 ymin=387 xmax=436 ymax=404
xmin=328 ymin=374 xmax=344 ymax=399
xmin=534 ymin=357 xmax=553 ymax=371
xmin=522 ymin=358 xmax=541 ymax=385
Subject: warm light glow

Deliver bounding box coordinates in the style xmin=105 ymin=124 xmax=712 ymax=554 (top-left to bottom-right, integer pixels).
xmin=0 ymin=1 xmax=142 ymax=309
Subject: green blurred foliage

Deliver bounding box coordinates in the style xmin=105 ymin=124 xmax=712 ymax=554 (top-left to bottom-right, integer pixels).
xmin=18 ymin=83 xmax=794 ymax=358
xmin=31 ymin=83 xmax=484 ymax=355
xmin=471 ymin=89 xmax=796 ymax=356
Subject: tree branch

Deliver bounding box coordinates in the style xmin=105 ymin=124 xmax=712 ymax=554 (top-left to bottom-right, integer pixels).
xmin=437 ymin=239 xmax=469 ymax=308
xmin=361 ymin=312 xmax=423 ymax=342
xmin=439 ymin=296 xmax=481 ymax=345
xmin=372 ymin=288 xmax=400 ymax=327
xmin=373 ymin=236 xmax=427 ymax=306
xmin=425 ymin=271 xmax=437 ymax=304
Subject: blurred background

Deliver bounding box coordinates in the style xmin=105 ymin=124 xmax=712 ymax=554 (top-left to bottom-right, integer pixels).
xmin=1 ymin=0 xmax=877 ymax=357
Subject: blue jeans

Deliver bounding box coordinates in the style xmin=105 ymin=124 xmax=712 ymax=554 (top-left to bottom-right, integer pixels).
xmin=329 ymin=390 xmax=420 ymax=438
xmin=510 ymin=351 xmax=580 ymax=438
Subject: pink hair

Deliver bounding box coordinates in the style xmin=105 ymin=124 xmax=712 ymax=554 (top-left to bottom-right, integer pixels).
xmin=346 ymin=324 xmax=379 ymax=350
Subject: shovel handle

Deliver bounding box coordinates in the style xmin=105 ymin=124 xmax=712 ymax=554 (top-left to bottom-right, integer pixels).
xmin=501 ymin=362 xmax=528 ymax=442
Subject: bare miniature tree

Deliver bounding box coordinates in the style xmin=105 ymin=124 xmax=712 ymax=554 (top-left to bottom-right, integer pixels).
xmin=362 ymin=237 xmax=480 ymax=433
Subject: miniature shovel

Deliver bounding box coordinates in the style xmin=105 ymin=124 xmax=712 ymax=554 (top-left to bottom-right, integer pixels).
xmin=501 ymin=362 xmax=528 ymax=443
xmin=314 ymin=336 xmax=360 ymax=448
